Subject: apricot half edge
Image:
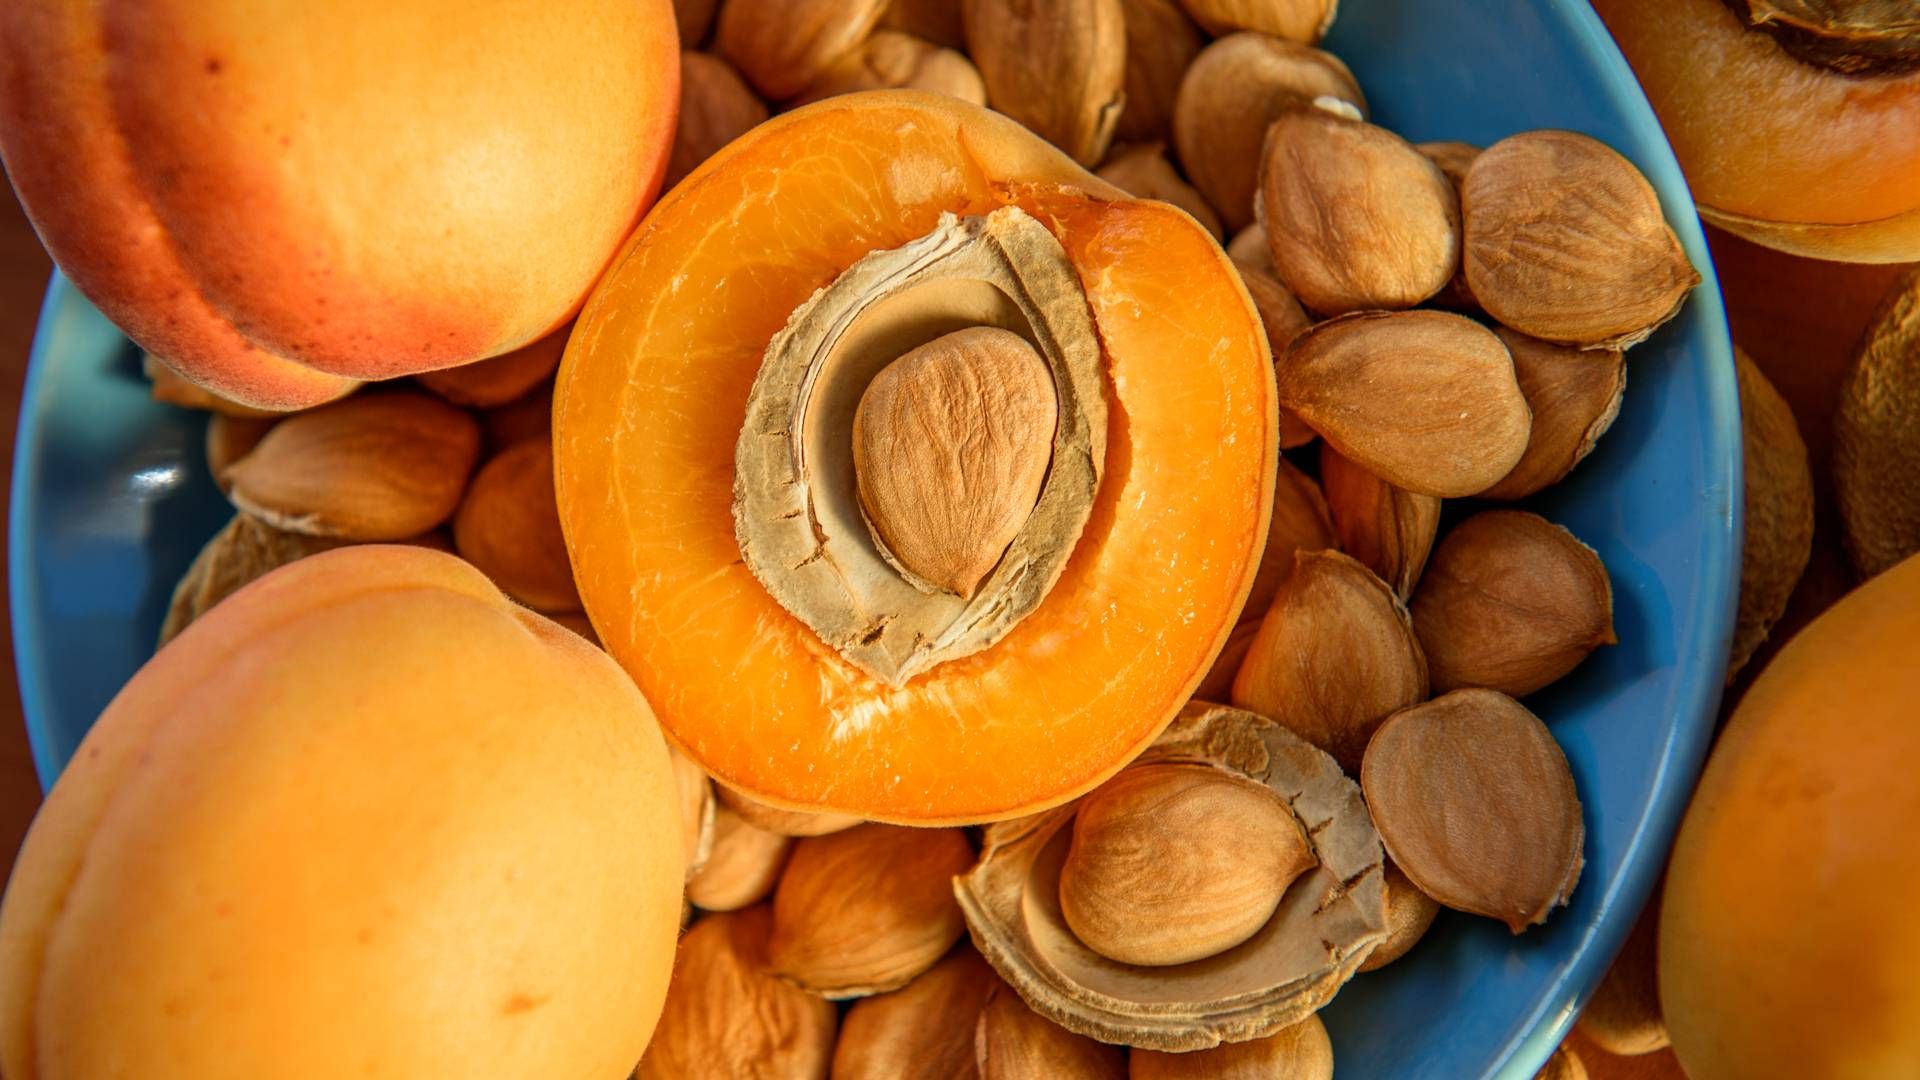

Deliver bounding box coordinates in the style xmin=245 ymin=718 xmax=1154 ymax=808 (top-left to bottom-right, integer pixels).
xmin=555 ymin=91 xmax=1278 ymax=825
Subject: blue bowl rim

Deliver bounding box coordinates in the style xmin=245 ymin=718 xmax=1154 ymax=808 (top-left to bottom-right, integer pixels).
xmin=12 ymin=275 xmax=85 ymax=789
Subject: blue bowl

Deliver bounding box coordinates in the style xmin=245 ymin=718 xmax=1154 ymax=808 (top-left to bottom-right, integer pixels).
xmin=8 ymin=0 xmax=1737 ymax=1075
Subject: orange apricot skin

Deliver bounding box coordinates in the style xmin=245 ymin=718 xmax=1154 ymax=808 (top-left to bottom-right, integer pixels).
xmin=0 ymin=546 xmax=683 ymax=1079
xmin=1592 ymin=0 xmax=1920 ymax=262
xmin=1661 ymin=553 xmax=1920 ymax=1079
xmin=0 ymin=0 xmax=678 ymax=408
xmin=555 ymin=91 xmax=1277 ymax=826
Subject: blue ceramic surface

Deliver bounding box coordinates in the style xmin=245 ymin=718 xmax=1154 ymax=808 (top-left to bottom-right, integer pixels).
xmin=8 ymin=1 xmax=1738 ymax=1076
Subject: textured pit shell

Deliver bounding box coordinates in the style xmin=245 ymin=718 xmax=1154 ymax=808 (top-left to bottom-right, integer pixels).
xmin=1129 ymin=1014 xmax=1334 ymax=1079
xmin=1479 ymin=329 xmax=1628 ymax=501
xmin=1361 ymin=689 xmax=1584 ymax=933
xmin=734 ymin=208 xmax=1107 ymax=685
xmin=222 ymin=391 xmax=482 ymax=541
xmin=1115 ymin=0 xmax=1205 ymax=143
xmin=1175 ymin=0 xmax=1339 ymax=42
xmin=1732 ymin=349 xmax=1814 ymax=676
xmin=1411 ymin=510 xmax=1617 ymax=698
xmin=1172 ymin=34 xmax=1365 ymax=233
xmin=766 ymin=824 xmax=975 ymax=998
xmin=1231 ymin=549 xmax=1429 ymax=773
xmin=1834 ymin=269 xmax=1920 ymax=579
xmin=1260 ymin=109 xmax=1461 ymax=316
xmin=956 ymin=702 xmax=1387 ymax=1051
xmin=715 ymin=0 xmax=889 ymax=100
xmin=1277 ymin=310 xmax=1531 ymax=498
xmin=964 ymin=0 xmax=1127 ymax=166
xmin=1463 ymin=130 xmax=1699 ymax=350
xmin=636 ymin=907 xmax=838 ymax=1080
xmin=1319 ymin=444 xmax=1440 ymax=599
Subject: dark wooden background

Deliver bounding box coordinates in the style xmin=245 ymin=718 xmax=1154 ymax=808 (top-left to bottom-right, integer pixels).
xmin=0 ymin=185 xmax=53 ymax=865
xmin=0 ymin=188 xmax=1908 ymax=874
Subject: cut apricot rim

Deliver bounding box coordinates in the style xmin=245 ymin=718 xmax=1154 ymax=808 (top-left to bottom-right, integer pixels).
xmin=1697 ymin=200 xmax=1920 ymax=265
xmin=554 ymin=91 xmax=1276 ymax=824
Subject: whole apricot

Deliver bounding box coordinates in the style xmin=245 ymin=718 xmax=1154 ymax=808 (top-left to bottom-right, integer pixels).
xmin=0 ymin=546 xmax=684 ymax=1078
xmin=1662 ymin=553 xmax=1920 ymax=1077
xmin=0 ymin=0 xmax=680 ymax=408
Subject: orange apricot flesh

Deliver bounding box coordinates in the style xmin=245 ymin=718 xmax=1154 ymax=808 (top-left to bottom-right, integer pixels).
xmin=555 ymin=91 xmax=1277 ymax=825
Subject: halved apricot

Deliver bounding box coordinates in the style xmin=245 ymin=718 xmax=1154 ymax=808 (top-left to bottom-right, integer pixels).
xmin=555 ymin=91 xmax=1276 ymax=824
xmin=1594 ymin=0 xmax=1920 ymax=262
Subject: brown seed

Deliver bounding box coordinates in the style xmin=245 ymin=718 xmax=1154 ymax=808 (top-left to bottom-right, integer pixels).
xmin=964 ymin=0 xmax=1127 ymax=166
xmin=1834 ymin=268 xmax=1920 ymax=579
xmin=452 ymin=439 xmax=580 ymax=613
xmin=1261 ymin=109 xmax=1461 ymax=315
xmin=667 ymin=745 xmax=715 ymax=880
xmin=833 ymin=947 xmax=1001 ymax=1080
xmin=1417 ymin=140 xmax=1482 ymax=310
xmin=1130 ymin=1014 xmax=1334 ymax=1080
xmin=975 ymin=985 xmax=1127 ymax=1080
xmin=1098 ymin=142 xmax=1223 ymax=239
xmin=1234 ymin=261 xmax=1318 ymax=448
xmin=792 ymin=30 xmax=987 ymax=107
xmin=686 ymin=803 xmax=794 ymax=912
xmin=714 ymin=0 xmax=887 ymax=100
xmin=158 ymin=515 xmax=346 ymax=647
xmin=1175 ymin=0 xmax=1338 ymax=41
xmin=673 ymin=0 xmax=718 ymax=46
xmin=1236 ymin=260 xmax=1313 ymax=356
xmin=1242 ymin=456 xmax=1338 ymax=621
xmin=1278 ymin=310 xmax=1532 ymax=498
xmin=767 ymin=824 xmax=975 ymax=997
xmin=206 ymin=414 xmax=277 ymax=489
xmin=1412 ymin=510 xmax=1616 ymax=697
xmin=480 ymin=379 xmax=553 ymax=454
xmin=853 ymin=327 xmax=1059 ymax=599
xmin=958 ymin=702 xmax=1387 ymax=1052
xmin=1732 ymin=349 xmax=1815 ymax=676
xmin=1361 ymin=688 xmax=1585 ymax=933
xmin=1194 ymin=618 xmax=1260 ymax=703
xmin=1115 ymin=0 xmax=1205 ymax=143
xmin=663 ymin=52 xmax=769 ymax=193
xmin=1320 ymin=444 xmax=1441 ymax=600
xmin=713 ymin=783 xmax=862 ymax=837
xmin=222 ymin=391 xmax=481 ymax=540
xmin=881 ymin=0 xmax=969 ymax=48
xmin=143 ymin=351 xmax=289 ymax=418
xmin=1227 ymin=222 xmax=1272 ymax=269
xmin=1356 ymin=860 xmax=1442 ymax=972
xmin=1575 ymin=889 xmax=1669 ymax=1056
xmin=635 ymin=907 xmax=837 ymax=1080
xmin=1463 ymin=130 xmax=1699 ymax=349
xmin=415 ymin=326 xmax=568 ymax=409
xmin=1059 ymin=763 xmax=1315 ymax=966
xmin=1480 ymin=329 xmax=1628 ymax=501
xmin=1417 ymin=139 xmax=1482 ymax=184
xmin=1232 ymin=549 xmax=1428 ymax=773
xmin=1172 ymin=33 xmax=1365 ymax=233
